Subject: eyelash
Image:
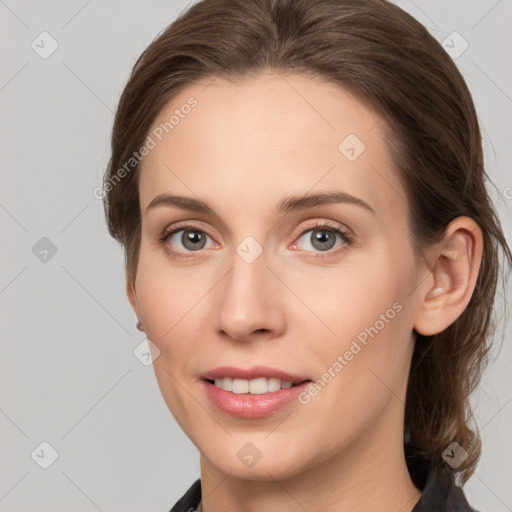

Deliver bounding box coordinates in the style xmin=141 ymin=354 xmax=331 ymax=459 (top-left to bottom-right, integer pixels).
xmin=157 ymin=220 xmax=354 ymax=260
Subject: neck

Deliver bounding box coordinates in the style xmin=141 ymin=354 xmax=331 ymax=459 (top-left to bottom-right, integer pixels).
xmin=198 ymin=412 xmax=421 ymax=512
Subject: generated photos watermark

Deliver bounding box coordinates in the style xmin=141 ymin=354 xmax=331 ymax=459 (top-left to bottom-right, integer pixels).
xmin=298 ymin=301 xmax=403 ymax=405
xmin=93 ymin=96 xmax=198 ymax=200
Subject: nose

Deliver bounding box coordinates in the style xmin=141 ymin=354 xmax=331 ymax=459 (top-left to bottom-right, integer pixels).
xmin=213 ymin=244 xmax=286 ymax=343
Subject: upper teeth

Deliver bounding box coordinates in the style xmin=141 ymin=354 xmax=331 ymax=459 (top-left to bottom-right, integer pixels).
xmin=214 ymin=377 xmax=295 ymax=394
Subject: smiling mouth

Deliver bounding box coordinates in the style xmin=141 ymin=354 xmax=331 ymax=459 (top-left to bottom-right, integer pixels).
xmin=205 ymin=377 xmax=310 ymax=394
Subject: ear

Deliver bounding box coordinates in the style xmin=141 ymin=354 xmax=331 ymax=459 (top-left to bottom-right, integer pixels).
xmin=413 ymin=216 xmax=483 ymax=336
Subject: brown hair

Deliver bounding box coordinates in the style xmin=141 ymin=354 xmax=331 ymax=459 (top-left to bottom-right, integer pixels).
xmin=102 ymin=0 xmax=511 ymax=483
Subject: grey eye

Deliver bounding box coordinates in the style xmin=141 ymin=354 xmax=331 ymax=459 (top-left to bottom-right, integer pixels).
xmin=170 ymin=229 xmax=210 ymax=251
xmin=297 ymin=228 xmax=341 ymax=252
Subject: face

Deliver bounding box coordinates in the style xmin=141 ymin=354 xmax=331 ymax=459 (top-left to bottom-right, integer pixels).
xmin=129 ymin=72 xmax=425 ymax=480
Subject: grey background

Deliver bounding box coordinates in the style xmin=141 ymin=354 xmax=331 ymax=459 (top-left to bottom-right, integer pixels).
xmin=1 ymin=1 xmax=511 ymax=511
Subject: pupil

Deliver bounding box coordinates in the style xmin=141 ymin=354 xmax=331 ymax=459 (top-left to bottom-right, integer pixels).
xmin=184 ymin=230 xmax=205 ymax=250
xmin=313 ymin=230 xmax=335 ymax=251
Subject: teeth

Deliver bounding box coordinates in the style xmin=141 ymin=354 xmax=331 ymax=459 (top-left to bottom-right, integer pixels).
xmin=267 ymin=377 xmax=282 ymax=392
xmin=232 ymin=379 xmax=249 ymax=394
xmin=212 ymin=377 xmax=298 ymax=394
xmin=214 ymin=377 xmax=232 ymax=391
xmin=249 ymin=377 xmax=266 ymax=394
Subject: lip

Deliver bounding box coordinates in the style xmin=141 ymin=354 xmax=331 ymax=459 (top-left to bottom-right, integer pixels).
xmin=200 ymin=365 xmax=309 ymax=383
xmin=201 ymin=379 xmax=312 ymax=418
xmin=200 ymin=365 xmax=312 ymax=419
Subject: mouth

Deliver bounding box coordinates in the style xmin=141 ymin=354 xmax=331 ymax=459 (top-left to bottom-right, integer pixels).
xmin=204 ymin=377 xmax=310 ymax=394
xmin=199 ymin=365 xmax=313 ymax=418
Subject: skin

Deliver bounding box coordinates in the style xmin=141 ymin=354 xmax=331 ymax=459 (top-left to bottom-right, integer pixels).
xmin=127 ymin=72 xmax=483 ymax=512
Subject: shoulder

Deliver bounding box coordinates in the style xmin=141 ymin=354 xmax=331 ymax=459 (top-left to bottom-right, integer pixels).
xmin=168 ymin=478 xmax=201 ymax=512
xmin=410 ymin=461 xmax=480 ymax=512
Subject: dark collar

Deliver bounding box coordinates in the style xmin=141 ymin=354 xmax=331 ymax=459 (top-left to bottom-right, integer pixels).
xmin=410 ymin=460 xmax=477 ymax=512
xmin=169 ymin=478 xmax=201 ymax=512
xmin=169 ymin=463 xmax=477 ymax=512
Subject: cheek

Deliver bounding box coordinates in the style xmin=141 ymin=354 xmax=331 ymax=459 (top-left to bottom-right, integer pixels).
xmin=134 ymin=247 xmax=211 ymax=344
xmin=134 ymin=255 xmax=211 ymax=430
xmin=290 ymin=258 xmax=414 ymax=403
xmin=287 ymin=257 xmax=407 ymax=344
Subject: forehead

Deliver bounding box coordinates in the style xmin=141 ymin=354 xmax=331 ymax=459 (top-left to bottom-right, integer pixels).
xmin=138 ymin=72 xmax=406 ymax=222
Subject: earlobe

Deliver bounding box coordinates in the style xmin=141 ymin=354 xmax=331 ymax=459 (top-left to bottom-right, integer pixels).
xmin=413 ymin=217 xmax=483 ymax=336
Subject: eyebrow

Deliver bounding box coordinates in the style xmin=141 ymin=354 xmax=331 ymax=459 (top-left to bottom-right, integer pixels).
xmin=145 ymin=191 xmax=376 ymax=217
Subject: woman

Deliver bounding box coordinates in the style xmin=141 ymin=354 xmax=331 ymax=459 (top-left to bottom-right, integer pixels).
xmin=101 ymin=0 xmax=511 ymax=510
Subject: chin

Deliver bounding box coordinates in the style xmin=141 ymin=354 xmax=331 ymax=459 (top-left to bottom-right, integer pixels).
xmin=218 ymin=455 xmax=305 ymax=482
xmin=198 ymin=437 xmax=314 ymax=482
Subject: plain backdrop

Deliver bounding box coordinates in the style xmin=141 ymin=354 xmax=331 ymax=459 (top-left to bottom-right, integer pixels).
xmin=1 ymin=1 xmax=511 ymax=511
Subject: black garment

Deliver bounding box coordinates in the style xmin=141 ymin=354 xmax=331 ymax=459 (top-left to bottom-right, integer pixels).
xmin=169 ymin=461 xmax=478 ymax=511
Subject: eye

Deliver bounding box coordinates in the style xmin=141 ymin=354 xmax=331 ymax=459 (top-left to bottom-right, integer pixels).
xmin=158 ymin=223 xmax=217 ymax=257
xmin=157 ymin=220 xmax=353 ymax=259
xmin=292 ymin=221 xmax=353 ymax=257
